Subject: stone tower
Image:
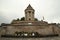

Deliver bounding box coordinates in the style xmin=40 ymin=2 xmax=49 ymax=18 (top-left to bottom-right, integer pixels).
xmin=25 ymin=4 xmax=35 ymax=21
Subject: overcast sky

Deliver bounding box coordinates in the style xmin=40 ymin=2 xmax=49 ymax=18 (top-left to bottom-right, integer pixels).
xmin=0 ymin=0 xmax=60 ymax=24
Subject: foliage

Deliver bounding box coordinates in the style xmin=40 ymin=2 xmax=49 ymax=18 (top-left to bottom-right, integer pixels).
xmin=20 ymin=17 xmax=25 ymax=21
xmin=16 ymin=18 xmax=20 ymax=21
xmin=35 ymin=18 xmax=38 ymax=21
xmin=16 ymin=17 xmax=38 ymax=21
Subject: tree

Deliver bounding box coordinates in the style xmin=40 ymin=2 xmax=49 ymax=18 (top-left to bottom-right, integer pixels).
xmin=35 ymin=18 xmax=38 ymax=21
xmin=16 ymin=18 xmax=20 ymax=21
xmin=20 ymin=17 xmax=25 ymax=21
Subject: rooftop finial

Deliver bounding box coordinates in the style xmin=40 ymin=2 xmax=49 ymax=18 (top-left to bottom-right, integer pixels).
xmin=43 ymin=16 xmax=44 ymax=20
xmin=41 ymin=16 xmax=45 ymax=21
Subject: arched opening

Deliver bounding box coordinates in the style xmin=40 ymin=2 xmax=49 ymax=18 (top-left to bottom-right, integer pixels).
xmin=29 ymin=18 xmax=31 ymax=20
xmin=28 ymin=11 xmax=31 ymax=13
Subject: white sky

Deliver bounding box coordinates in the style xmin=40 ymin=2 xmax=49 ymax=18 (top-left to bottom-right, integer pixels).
xmin=0 ymin=0 xmax=60 ymax=24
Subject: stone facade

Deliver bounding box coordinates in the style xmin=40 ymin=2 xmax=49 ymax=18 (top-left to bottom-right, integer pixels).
xmin=0 ymin=4 xmax=60 ymax=38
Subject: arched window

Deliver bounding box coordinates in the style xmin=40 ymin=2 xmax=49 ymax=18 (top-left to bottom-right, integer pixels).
xmin=29 ymin=18 xmax=31 ymax=20
xmin=28 ymin=11 xmax=31 ymax=13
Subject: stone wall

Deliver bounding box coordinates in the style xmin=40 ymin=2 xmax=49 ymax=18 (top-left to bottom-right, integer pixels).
xmin=0 ymin=37 xmax=60 ymax=40
xmin=2 ymin=25 xmax=54 ymax=35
